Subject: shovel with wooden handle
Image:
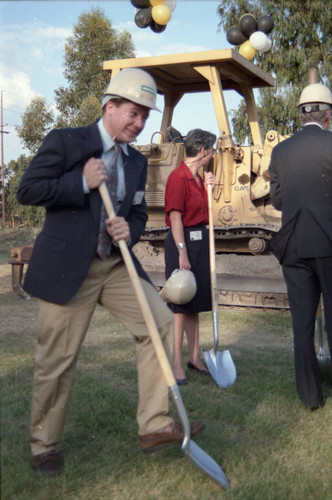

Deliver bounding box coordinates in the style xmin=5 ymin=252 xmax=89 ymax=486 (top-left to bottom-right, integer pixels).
xmin=99 ymin=183 xmax=230 ymax=489
xmin=202 ymin=184 xmax=236 ymax=388
xmin=316 ymin=296 xmax=332 ymax=384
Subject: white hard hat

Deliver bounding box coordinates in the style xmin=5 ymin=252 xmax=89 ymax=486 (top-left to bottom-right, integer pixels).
xmin=298 ymin=83 xmax=332 ymax=113
xmin=102 ymin=68 xmax=161 ymax=111
xmin=160 ymin=269 xmax=197 ymax=305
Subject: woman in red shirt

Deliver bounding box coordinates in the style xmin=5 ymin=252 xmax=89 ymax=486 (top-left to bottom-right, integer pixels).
xmin=164 ymin=129 xmax=216 ymax=385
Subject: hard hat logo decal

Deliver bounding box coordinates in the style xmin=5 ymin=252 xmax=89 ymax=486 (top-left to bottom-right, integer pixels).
xmin=141 ymin=85 xmax=157 ymax=96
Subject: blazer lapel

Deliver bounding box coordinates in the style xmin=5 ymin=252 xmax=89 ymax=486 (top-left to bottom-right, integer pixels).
xmin=118 ymin=154 xmax=143 ymax=217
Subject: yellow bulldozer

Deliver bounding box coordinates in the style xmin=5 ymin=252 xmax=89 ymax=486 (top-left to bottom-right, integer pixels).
xmin=10 ymin=48 xmax=285 ymax=299
xmin=103 ymin=48 xmax=285 ymax=254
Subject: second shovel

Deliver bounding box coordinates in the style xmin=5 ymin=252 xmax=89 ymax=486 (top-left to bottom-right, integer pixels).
xmin=202 ymin=184 xmax=236 ymax=388
xmin=316 ymin=296 xmax=332 ymax=384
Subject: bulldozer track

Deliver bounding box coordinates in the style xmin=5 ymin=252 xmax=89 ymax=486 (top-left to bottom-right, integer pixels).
xmin=142 ymin=225 xmax=281 ymax=254
xmin=148 ymin=271 xmax=289 ymax=310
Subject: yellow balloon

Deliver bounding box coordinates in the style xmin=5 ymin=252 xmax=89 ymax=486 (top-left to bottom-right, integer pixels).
xmin=150 ymin=0 xmax=164 ymax=6
xmin=151 ymin=4 xmax=171 ymax=24
xmin=239 ymin=40 xmax=256 ymax=60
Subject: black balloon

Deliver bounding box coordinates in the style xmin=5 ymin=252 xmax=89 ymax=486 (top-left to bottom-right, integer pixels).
xmin=239 ymin=14 xmax=258 ymax=37
xmin=150 ymin=21 xmax=167 ymax=33
xmin=135 ymin=7 xmax=153 ymax=29
xmin=130 ymin=0 xmax=150 ymax=8
xmin=257 ymin=16 xmax=274 ymax=34
xmin=226 ymin=26 xmax=248 ymax=45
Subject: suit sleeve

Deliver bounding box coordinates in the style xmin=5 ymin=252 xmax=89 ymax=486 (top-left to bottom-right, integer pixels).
xmin=268 ymin=148 xmax=283 ymax=211
xmin=17 ymin=130 xmax=86 ymax=209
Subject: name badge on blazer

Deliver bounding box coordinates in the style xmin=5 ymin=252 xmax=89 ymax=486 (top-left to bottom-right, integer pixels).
xmin=133 ymin=190 xmax=145 ymax=205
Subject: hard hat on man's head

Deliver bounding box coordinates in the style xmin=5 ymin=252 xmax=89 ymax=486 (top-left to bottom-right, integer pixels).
xmin=102 ymin=68 xmax=161 ymax=111
xmin=160 ymin=270 xmax=197 ymax=305
xmin=298 ymin=83 xmax=332 ymax=113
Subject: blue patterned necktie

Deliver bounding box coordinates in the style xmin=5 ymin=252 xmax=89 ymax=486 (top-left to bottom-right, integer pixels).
xmin=96 ymin=145 xmax=120 ymax=260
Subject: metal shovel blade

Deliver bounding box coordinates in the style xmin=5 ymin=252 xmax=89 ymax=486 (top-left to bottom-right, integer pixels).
xmin=202 ymin=348 xmax=236 ymax=388
xmin=170 ymin=385 xmax=230 ymax=489
xmin=202 ymin=310 xmax=237 ymax=388
xmin=184 ymin=440 xmax=230 ymax=489
xmin=317 ymin=347 xmax=332 ymax=384
xmin=205 ymin=184 xmax=236 ymax=388
xmin=316 ymin=313 xmax=332 ymax=384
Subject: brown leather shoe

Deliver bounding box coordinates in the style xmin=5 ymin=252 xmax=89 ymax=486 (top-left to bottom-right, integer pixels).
xmin=139 ymin=420 xmax=205 ymax=453
xmin=33 ymin=450 xmax=61 ymax=474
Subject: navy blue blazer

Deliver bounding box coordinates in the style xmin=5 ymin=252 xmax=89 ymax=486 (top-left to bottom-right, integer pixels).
xmin=17 ymin=122 xmax=150 ymax=304
xmin=268 ymin=124 xmax=332 ymax=263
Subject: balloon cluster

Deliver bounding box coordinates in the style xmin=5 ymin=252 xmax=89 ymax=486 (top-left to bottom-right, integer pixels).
xmin=226 ymin=14 xmax=274 ymax=60
xmin=130 ymin=0 xmax=176 ymax=33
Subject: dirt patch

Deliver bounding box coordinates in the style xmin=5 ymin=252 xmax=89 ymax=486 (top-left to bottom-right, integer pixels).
xmin=133 ymin=241 xmax=283 ymax=279
xmin=0 ymin=263 xmax=14 ymax=295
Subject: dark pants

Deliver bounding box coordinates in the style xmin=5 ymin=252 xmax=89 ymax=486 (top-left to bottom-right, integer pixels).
xmin=282 ymin=256 xmax=332 ymax=408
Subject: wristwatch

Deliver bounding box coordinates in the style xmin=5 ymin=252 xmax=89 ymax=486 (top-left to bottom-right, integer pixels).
xmin=177 ymin=242 xmax=186 ymax=250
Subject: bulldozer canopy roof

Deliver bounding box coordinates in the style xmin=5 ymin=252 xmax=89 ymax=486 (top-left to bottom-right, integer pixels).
xmin=103 ymin=49 xmax=275 ymax=96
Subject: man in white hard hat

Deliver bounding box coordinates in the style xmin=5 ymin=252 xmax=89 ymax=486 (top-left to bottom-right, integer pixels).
xmin=268 ymin=81 xmax=332 ymax=410
xmin=17 ymin=68 xmax=205 ymax=474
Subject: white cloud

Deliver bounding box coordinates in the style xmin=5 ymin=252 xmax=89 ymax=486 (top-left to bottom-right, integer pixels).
xmin=0 ymin=21 xmax=70 ymax=80
xmin=35 ymin=26 xmax=72 ymax=40
xmin=0 ymin=64 xmax=36 ymax=108
xmin=0 ymin=19 xmax=70 ymax=163
xmin=1 ymin=22 xmax=71 ymax=42
xmin=0 ymin=65 xmax=40 ymax=163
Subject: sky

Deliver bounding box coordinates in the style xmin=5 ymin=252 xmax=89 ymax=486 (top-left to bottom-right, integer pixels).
xmin=0 ymin=0 xmax=242 ymax=164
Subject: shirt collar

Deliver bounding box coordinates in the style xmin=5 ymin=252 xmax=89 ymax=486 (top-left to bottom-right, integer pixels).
xmin=97 ymin=119 xmax=129 ymax=155
xmin=180 ymin=161 xmax=203 ymax=184
xmin=180 ymin=161 xmax=195 ymax=179
xmin=304 ymin=122 xmax=324 ymax=130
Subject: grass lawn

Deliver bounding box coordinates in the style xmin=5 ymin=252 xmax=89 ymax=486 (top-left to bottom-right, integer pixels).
xmin=1 ymin=253 xmax=331 ymax=499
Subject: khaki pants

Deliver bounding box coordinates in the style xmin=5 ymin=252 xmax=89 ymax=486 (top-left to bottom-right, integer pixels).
xmin=30 ymin=255 xmax=174 ymax=456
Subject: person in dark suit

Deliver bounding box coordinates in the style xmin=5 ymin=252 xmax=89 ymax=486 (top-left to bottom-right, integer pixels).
xmin=268 ymin=82 xmax=332 ymax=410
xmin=17 ymin=68 xmax=204 ymax=474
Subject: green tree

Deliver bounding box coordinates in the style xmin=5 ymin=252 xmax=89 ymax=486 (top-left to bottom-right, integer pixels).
xmin=16 ymin=96 xmax=54 ymax=155
xmin=5 ymin=155 xmax=45 ymax=228
xmin=14 ymin=7 xmax=135 ymax=227
xmin=217 ymin=0 xmax=332 ymax=143
xmin=17 ymin=7 xmax=135 ymax=153
xmin=55 ymin=7 xmax=135 ymax=127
